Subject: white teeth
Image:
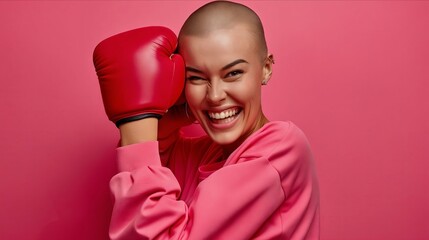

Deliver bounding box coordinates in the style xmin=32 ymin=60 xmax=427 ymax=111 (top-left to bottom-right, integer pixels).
xmin=208 ymin=109 xmax=238 ymax=120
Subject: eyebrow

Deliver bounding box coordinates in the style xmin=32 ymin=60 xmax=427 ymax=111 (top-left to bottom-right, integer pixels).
xmin=185 ymin=59 xmax=249 ymax=73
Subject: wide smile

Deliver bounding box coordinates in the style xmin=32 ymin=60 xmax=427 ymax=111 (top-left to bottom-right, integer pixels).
xmin=204 ymin=107 xmax=242 ymax=129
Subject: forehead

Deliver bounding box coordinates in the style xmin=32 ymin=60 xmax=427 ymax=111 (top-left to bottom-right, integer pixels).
xmin=179 ymin=25 xmax=259 ymax=65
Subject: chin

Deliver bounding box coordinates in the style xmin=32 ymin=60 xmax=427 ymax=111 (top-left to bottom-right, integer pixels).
xmin=197 ymin=110 xmax=253 ymax=149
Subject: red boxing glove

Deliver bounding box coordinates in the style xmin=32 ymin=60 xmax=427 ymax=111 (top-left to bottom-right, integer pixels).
xmin=93 ymin=26 xmax=185 ymax=127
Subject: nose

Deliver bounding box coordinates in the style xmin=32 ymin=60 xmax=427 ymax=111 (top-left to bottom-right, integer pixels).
xmin=206 ymin=79 xmax=226 ymax=104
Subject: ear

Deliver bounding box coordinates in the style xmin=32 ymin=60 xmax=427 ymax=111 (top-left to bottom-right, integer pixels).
xmin=262 ymin=53 xmax=274 ymax=85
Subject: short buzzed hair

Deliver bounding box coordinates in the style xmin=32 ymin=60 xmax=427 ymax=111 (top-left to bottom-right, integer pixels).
xmin=179 ymin=0 xmax=268 ymax=58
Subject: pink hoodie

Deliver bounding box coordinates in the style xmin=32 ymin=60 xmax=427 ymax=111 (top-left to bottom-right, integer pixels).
xmin=109 ymin=121 xmax=319 ymax=239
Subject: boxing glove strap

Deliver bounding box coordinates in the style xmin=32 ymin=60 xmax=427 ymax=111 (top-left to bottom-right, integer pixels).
xmin=115 ymin=113 xmax=161 ymax=128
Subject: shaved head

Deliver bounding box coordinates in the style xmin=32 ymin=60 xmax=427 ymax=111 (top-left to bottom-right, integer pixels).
xmin=179 ymin=1 xmax=268 ymax=58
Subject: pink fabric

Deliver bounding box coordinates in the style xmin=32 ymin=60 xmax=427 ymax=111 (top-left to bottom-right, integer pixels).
xmin=110 ymin=121 xmax=319 ymax=239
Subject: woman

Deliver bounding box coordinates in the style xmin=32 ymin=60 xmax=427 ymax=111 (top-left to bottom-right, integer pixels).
xmin=94 ymin=1 xmax=319 ymax=239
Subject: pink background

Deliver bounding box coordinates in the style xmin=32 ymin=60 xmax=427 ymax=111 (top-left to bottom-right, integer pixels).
xmin=1 ymin=1 xmax=428 ymax=239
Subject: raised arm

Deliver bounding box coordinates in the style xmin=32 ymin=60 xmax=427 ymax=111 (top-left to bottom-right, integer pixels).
xmin=109 ymin=141 xmax=285 ymax=239
xmin=107 ymin=122 xmax=319 ymax=240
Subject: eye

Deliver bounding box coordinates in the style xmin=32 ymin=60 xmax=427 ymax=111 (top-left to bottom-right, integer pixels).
xmin=225 ymin=70 xmax=243 ymax=78
xmin=187 ymin=76 xmax=203 ymax=81
xmin=186 ymin=75 xmax=207 ymax=85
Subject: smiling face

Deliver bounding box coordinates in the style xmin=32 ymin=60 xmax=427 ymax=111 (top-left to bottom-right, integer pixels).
xmin=180 ymin=25 xmax=272 ymax=154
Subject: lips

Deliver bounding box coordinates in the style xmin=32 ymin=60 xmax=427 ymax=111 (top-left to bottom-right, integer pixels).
xmin=205 ymin=107 xmax=242 ymax=126
xmin=208 ymin=107 xmax=240 ymax=120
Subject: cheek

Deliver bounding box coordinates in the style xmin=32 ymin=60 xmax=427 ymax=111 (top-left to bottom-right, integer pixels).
xmin=232 ymin=79 xmax=262 ymax=103
xmin=185 ymin=83 xmax=205 ymax=107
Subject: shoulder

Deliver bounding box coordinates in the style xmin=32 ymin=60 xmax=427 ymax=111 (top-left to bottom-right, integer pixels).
xmin=237 ymin=121 xmax=312 ymax=160
xmin=270 ymin=121 xmax=312 ymax=159
xmin=231 ymin=121 xmax=315 ymax=181
xmin=260 ymin=121 xmax=306 ymax=141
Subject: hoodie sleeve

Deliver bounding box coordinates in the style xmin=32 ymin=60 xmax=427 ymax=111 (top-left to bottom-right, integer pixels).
xmin=108 ymin=141 xmax=285 ymax=240
xmin=108 ymin=121 xmax=319 ymax=240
